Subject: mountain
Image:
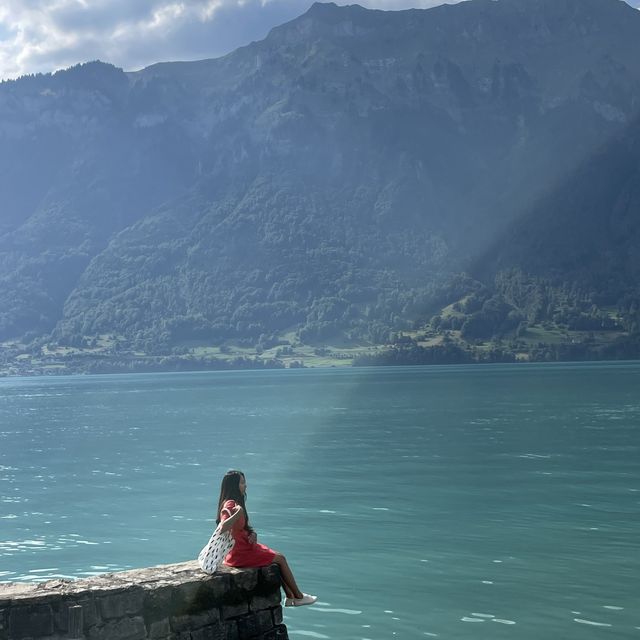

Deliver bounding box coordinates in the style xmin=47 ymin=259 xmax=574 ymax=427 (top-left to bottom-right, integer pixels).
xmin=2 ymin=0 xmax=640 ymax=362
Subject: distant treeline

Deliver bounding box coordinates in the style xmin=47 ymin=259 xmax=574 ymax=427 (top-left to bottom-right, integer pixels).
xmin=354 ymin=334 xmax=640 ymax=367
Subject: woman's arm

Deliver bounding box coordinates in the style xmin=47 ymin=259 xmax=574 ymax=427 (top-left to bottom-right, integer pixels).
xmin=217 ymin=505 xmax=243 ymax=533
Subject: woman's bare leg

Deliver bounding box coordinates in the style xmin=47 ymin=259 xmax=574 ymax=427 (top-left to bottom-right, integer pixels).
xmin=282 ymin=584 xmax=295 ymax=599
xmin=273 ymin=553 xmax=304 ymax=599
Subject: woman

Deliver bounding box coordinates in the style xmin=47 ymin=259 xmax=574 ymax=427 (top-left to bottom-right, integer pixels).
xmin=215 ymin=469 xmax=317 ymax=607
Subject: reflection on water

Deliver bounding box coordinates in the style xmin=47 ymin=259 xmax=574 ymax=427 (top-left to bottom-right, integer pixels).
xmin=1 ymin=363 xmax=639 ymax=639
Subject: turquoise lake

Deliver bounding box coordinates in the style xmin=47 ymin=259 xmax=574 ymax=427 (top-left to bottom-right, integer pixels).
xmin=1 ymin=363 xmax=639 ymax=639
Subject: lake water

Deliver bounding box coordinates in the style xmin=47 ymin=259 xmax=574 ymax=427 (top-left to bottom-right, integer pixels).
xmin=1 ymin=363 xmax=639 ymax=639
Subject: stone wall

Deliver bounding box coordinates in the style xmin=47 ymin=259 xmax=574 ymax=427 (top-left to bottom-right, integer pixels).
xmin=0 ymin=560 xmax=288 ymax=640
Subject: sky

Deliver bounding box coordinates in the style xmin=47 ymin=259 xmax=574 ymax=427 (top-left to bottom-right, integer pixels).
xmin=1 ymin=0 xmax=639 ymax=81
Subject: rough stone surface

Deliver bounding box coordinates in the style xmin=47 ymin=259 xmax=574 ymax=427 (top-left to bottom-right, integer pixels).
xmin=87 ymin=616 xmax=147 ymax=640
xmin=250 ymin=593 xmax=281 ymax=612
xmin=228 ymin=570 xmax=258 ymax=593
xmin=203 ymin=574 xmax=231 ymax=601
xmin=100 ymin=588 xmax=146 ymax=620
xmin=256 ymin=610 xmax=273 ymax=632
xmin=221 ymin=602 xmax=249 ymax=619
xmin=147 ymin=618 xmax=170 ymax=639
xmin=53 ymin=596 xmax=100 ymax=632
xmin=171 ymin=609 xmax=219 ymax=632
xmin=191 ymin=625 xmax=224 ymax=640
xmin=223 ymin=620 xmax=239 ymax=640
xmin=235 ymin=612 xmax=261 ymax=638
xmin=142 ymin=586 xmax=173 ymax=626
xmin=0 ymin=608 xmax=8 ymax=637
xmin=258 ymin=567 xmax=281 ymax=591
xmin=0 ymin=561 xmax=286 ymax=640
xmin=9 ymin=604 xmax=54 ymax=639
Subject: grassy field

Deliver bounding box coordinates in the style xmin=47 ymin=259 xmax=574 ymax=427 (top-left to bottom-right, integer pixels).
xmin=192 ymin=343 xmax=371 ymax=367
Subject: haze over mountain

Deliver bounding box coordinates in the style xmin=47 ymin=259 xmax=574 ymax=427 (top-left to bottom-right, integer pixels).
xmin=1 ymin=0 xmax=640 ymax=359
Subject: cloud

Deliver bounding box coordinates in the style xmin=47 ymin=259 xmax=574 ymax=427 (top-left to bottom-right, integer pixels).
xmin=0 ymin=0 xmax=293 ymax=78
xmin=0 ymin=0 xmax=638 ymax=81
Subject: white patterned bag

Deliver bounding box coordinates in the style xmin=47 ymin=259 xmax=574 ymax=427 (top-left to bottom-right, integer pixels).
xmin=197 ymin=526 xmax=235 ymax=574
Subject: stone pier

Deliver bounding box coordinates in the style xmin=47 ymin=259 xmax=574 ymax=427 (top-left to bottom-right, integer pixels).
xmin=0 ymin=560 xmax=288 ymax=640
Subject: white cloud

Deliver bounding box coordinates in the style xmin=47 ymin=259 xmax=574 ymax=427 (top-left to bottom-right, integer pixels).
xmin=0 ymin=0 xmax=305 ymax=79
xmin=0 ymin=0 xmax=638 ymax=80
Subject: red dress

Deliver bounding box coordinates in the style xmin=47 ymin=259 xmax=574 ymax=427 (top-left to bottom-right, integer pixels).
xmin=220 ymin=499 xmax=277 ymax=567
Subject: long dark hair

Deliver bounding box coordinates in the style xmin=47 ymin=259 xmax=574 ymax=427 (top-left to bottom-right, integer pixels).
xmin=216 ymin=469 xmax=252 ymax=532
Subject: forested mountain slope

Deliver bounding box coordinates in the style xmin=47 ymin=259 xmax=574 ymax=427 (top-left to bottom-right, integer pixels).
xmin=1 ymin=0 xmax=640 ymax=364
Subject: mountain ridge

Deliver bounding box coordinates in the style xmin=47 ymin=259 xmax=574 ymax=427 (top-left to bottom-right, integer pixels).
xmin=1 ymin=0 xmax=640 ymax=368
